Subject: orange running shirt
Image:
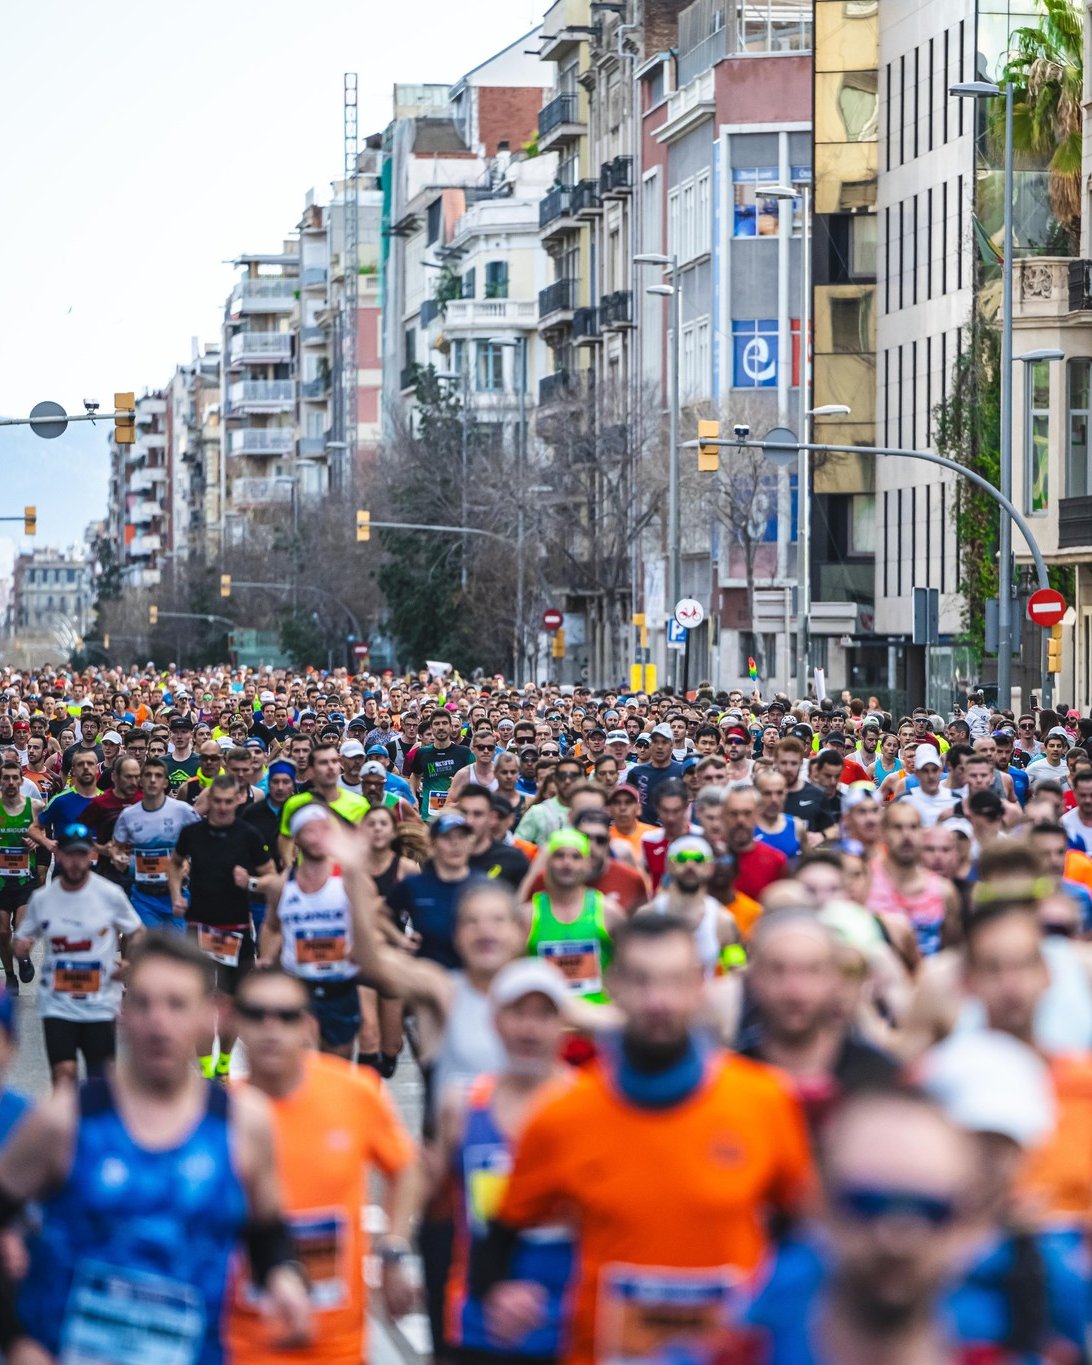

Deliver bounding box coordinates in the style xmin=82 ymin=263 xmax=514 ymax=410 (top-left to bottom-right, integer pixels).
xmin=498 ymin=1050 xmax=814 ymax=1365
xmin=1018 ymin=1054 xmax=1092 ymax=1226
xmin=226 ymin=1052 xmax=414 ymax=1365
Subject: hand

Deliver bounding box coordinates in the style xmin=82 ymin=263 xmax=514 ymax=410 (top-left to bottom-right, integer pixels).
xmin=172 ymin=899 xmax=188 ymax=918
xmin=232 ymin=865 xmax=251 ymax=890
xmin=262 ymin=1264 xmax=313 ymax=1348
xmin=381 ymin=1260 xmax=418 ymax=1319
xmin=110 ymin=848 xmax=128 ymax=871
xmin=111 ymin=959 xmax=131 ymax=985
xmin=484 ymin=1280 xmax=547 ymax=1346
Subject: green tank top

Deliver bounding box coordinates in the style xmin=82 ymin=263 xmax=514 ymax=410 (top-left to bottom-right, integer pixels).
xmin=527 ymin=889 xmax=612 ymax=1003
xmin=0 ymin=799 xmax=35 ymax=886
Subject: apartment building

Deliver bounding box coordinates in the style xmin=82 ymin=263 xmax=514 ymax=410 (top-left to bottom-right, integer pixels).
xmin=166 ymin=345 xmax=221 ymax=563
xmin=107 ymin=391 xmax=169 ymax=589
xmin=13 ymin=548 xmax=94 ymax=636
xmin=221 ymin=248 xmax=299 ymax=545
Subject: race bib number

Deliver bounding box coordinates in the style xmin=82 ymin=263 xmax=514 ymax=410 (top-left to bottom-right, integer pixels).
xmin=291 ymin=1212 xmax=346 ymax=1310
xmin=0 ymin=848 xmax=29 ymax=877
xmin=196 ymin=926 xmax=243 ymax=967
xmin=53 ymin=959 xmax=102 ymax=996
xmin=60 ymin=1260 xmax=204 ymax=1365
xmin=427 ymin=790 xmax=448 ymax=817
xmin=135 ymin=852 xmax=170 ymax=885
xmin=538 ymin=939 xmax=602 ymax=996
xmin=294 ymin=928 xmax=349 ymax=967
xmin=596 ymin=1265 xmax=740 ymax=1365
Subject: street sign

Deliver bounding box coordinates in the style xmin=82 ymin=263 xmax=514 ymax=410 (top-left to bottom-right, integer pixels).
xmin=543 ymin=608 xmax=563 ymax=632
xmin=762 ymin=425 xmax=798 ymax=468
xmin=28 ymin=401 xmax=67 ymax=440
xmin=352 ymin=643 xmax=369 ymax=657
xmin=667 ymin=618 xmax=687 ymax=648
xmin=674 ymin=598 xmax=705 ymax=629
xmin=1027 ymin=587 xmax=1067 ymax=628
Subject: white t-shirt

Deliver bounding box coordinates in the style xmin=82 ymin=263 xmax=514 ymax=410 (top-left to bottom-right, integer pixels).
xmin=900 ymin=786 xmax=959 ymax=828
xmin=20 ymin=873 xmax=141 ymax=1021
xmin=1061 ymin=807 xmax=1092 ymax=852
xmin=1025 ymin=756 xmax=1069 ymax=790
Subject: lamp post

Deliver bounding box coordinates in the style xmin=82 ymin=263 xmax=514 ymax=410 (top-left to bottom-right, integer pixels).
xmin=635 ymin=252 xmax=680 ymax=685
xmin=1017 ymin=347 xmax=1064 ymax=703
xmin=488 ymin=335 xmax=529 ymax=682
xmin=952 ymin=78 xmax=1014 ymax=707
xmin=434 ymin=367 xmax=472 ymax=590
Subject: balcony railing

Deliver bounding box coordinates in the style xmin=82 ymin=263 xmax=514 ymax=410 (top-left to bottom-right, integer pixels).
xmin=228 ymin=428 xmax=294 ymax=457
xmin=599 ymin=155 xmax=634 ymax=196
xmin=539 ymin=371 xmax=572 ymax=405
xmin=300 ymin=266 xmax=328 ymax=288
xmin=1060 ymin=496 xmax=1092 ymax=549
xmin=443 ymin=299 xmax=537 ymax=329
xmin=129 ymin=535 xmax=162 ymax=557
xmin=301 ymin=376 xmax=331 ymax=399
xmin=573 ymin=307 xmax=600 ymax=341
xmin=538 ymin=277 xmax=577 ymax=321
xmin=299 ymin=436 xmax=326 ymax=457
xmin=233 ymin=277 xmax=296 ymax=300
xmin=299 ymin=325 xmax=326 ymax=344
xmin=600 ymin=290 xmax=634 ymax=328
xmin=571 ymin=179 xmax=601 ymax=216
xmin=229 ymin=381 xmax=294 ymax=407
xmin=131 ymin=501 xmax=161 ymax=524
xmin=229 ymin=331 xmax=292 ymax=362
xmin=230 ymin=478 xmax=294 ymax=508
xmin=538 ymin=91 xmax=581 ymax=139
xmin=539 ymin=185 xmax=574 ymax=230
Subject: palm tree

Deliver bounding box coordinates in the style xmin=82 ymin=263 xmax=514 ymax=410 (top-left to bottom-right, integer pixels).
xmin=996 ymin=0 xmax=1083 ymax=253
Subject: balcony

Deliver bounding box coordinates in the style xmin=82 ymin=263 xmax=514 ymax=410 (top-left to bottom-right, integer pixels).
xmin=540 ymin=0 xmax=592 ymax=62
xmin=228 ymin=428 xmax=294 ymax=457
xmin=442 ymin=299 xmax=537 ymax=331
xmin=538 ymin=277 xmax=577 ymax=325
xmin=300 ymin=375 xmax=331 ymax=399
xmin=229 ymin=380 xmax=294 ymax=412
xmin=599 ymin=155 xmax=633 ymax=198
xmin=129 ymin=469 xmax=156 ymax=495
xmin=571 ymin=179 xmax=601 ymax=217
xmin=539 ymin=185 xmax=578 ymax=241
xmin=1059 ymin=496 xmax=1092 ymax=549
xmin=538 ymin=92 xmax=585 ymax=151
xmin=655 ymin=68 xmax=716 ymax=145
xmin=600 ymin=290 xmax=634 ymax=330
xmin=129 ymin=535 xmax=162 ymax=557
xmin=230 ymin=478 xmax=294 ymax=509
xmin=299 ymin=436 xmax=326 ymax=457
xmin=300 ymin=267 xmax=327 ymax=289
xmin=229 ymin=331 xmax=292 ymax=365
xmin=573 ymin=307 xmax=600 ymax=344
xmin=131 ymin=500 xmax=160 ymax=525
xmin=230 ymin=277 xmax=297 ymax=313
xmin=299 ymin=325 xmax=326 ymax=345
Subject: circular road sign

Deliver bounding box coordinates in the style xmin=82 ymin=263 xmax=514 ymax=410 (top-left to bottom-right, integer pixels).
xmin=762 ymin=425 xmax=798 ymax=468
xmin=674 ymin=598 xmax=705 ymax=629
xmin=543 ymin=609 xmax=563 ymax=632
xmin=28 ymin=400 xmax=68 ymax=440
xmin=1027 ymin=587 xmax=1067 ymax=628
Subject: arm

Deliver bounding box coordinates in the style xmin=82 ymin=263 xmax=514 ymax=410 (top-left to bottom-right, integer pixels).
xmin=258 ymin=890 xmax=284 ymax=967
xmin=168 ymin=849 xmax=189 ymax=918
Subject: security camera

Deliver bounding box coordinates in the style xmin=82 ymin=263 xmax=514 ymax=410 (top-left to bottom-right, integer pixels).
xmin=83 ymin=400 xmax=100 ymax=414
xmin=733 ymin=423 xmax=750 ymax=441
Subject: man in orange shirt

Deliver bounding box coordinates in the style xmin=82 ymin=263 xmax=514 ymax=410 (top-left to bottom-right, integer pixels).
xmin=606 ymin=783 xmax=655 ymax=860
xmin=473 ymin=913 xmax=813 ymax=1365
xmin=227 ymin=966 xmax=420 ymax=1364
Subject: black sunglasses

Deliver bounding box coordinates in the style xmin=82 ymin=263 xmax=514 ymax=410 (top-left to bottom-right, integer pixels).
xmin=235 ymin=1002 xmax=307 ymax=1025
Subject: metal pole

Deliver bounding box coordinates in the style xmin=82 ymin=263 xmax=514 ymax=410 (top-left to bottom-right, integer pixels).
xmin=797 ymin=185 xmax=812 ymax=700
xmin=460 ymin=369 xmax=470 ymax=592
xmin=515 ymin=337 xmax=527 ymax=685
xmin=668 ymin=254 xmax=681 ymax=690
xmin=997 ymin=82 xmax=1015 ymax=709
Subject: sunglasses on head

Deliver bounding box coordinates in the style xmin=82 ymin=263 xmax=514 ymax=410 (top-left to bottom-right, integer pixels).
xmin=235 ymin=1002 xmax=307 ymax=1025
xmin=833 ymin=1185 xmax=959 ymax=1228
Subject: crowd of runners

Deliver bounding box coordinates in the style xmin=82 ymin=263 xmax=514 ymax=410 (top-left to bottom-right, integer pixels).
xmin=0 ymin=664 xmax=1084 ymax=1361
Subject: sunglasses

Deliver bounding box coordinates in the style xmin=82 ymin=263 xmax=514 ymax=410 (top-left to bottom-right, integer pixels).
xmin=582 ymin=833 xmax=611 ymax=845
xmin=540 ymin=748 xmax=560 ymax=756
xmin=1019 ymin=722 xmax=1036 ymax=730
xmin=669 ymin=850 xmax=711 ymax=865
xmin=235 ymin=1002 xmax=307 ymax=1025
xmin=833 ymin=1185 xmax=959 ymax=1228
xmin=475 ymin=744 xmax=496 ymax=753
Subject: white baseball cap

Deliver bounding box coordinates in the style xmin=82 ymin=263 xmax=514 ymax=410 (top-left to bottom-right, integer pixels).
xmin=288 ymin=803 xmax=330 ymax=837
xmin=340 ymin=740 xmax=366 ymax=759
xmin=919 ymin=1030 xmax=1055 ymax=1150
xmin=914 ymin=744 xmax=942 ymax=769
xmin=489 ymin=958 xmax=568 ymax=1011
xmin=650 ymin=722 xmax=674 ymax=740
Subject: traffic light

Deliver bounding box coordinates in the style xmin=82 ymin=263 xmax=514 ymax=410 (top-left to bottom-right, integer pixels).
xmin=23 ymin=507 xmax=35 ymax=536
xmin=356 ymin=509 xmax=370 ymax=542
xmin=149 ymin=605 xmax=158 ymax=626
xmin=220 ymin=574 xmax=231 ymax=598
xmin=103 ymin=634 xmax=110 ymax=649
xmin=551 ymin=627 xmax=566 ymax=660
xmin=1048 ymin=623 xmax=1063 ymax=674
xmin=114 ymin=392 xmax=135 ymax=445
xmin=697 ymin=419 xmax=720 ymax=473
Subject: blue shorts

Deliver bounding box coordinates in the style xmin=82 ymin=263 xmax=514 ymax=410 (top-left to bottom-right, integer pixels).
xmin=308 ymin=979 xmax=361 ymax=1048
xmin=131 ymin=889 xmax=186 ymax=934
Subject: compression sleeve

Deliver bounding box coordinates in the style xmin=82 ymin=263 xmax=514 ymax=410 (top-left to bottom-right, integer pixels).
xmin=245 ymin=1216 xmax=307 ymax=1289
xmin=468 ymin=1220 xmax=520 ymax=1299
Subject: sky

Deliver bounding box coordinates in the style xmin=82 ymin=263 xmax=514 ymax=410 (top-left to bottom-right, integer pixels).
xmin=0 ymin=0 xmax=542 ymax=568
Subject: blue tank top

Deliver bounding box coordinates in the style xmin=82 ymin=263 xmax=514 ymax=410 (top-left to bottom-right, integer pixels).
xmin=754 ymin=817 xmax=801 ymax=860
xmin=20 ymin=1077 xmax=247 ymax=1365
xmin=449 ymin=1077 xmax=572 ymax=1356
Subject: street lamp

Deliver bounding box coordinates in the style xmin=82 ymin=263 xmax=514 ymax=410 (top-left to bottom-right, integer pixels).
xmin=952 ymin=77 xmax=1015 ymax=706
xmin=488 ymin=334 xmax=530 ymax=682
xmin=636 ymin=253 xmax=681 ymax=683
xmin=434 ymin=367 xmax=472 ymax=590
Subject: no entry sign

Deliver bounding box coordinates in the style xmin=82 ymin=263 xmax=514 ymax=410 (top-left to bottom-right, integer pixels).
xmin=1027 ymin=588 xmax=1067 ymax=628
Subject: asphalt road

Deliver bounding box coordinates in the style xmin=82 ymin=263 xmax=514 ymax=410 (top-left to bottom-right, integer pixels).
xmin=6 ymin=941 xmax=433 ymax=1363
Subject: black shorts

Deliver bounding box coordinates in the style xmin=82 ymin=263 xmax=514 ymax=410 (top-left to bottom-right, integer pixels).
xmin=307 ymin=977 xmax=362 ymax=1048
xmin=0 ymin=883 xmax=34 ymax=917
xmin=187 ymin=924 xmax=255 ymax=997
xmin=43 ymin=1017 xmax=115 ymax=1075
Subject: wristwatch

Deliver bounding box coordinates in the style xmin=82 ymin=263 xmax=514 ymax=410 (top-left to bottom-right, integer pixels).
xmin=377 ymin=1238 xmax=411 ymax=1266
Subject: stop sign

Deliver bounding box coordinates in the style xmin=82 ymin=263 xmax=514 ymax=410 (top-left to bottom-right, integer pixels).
xmin=543 ymin=609 xmax=563 ymax=632
xmin=1027 ymin=587 xmax=1067 ymax=628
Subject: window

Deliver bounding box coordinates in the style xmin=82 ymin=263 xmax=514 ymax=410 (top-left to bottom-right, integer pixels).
xmin=680 ymin=181 xmax=695 ymax=261
xmin=850 ymin=494 xmax=876 ymax=554
xmin=1027 ymin=359 xmax=1050 ymax=514
xmin=485 ymin=261 xmax=508 ymax=299
xmin=1067 ymin=359 xmax=1092 ymax=497
xmin=476 ymin=341 xmax=504 ymax=392
xmin=830 ymin=295 xmax=871 ymax=354
xmin=732 ymin=167 xmax=780 ymax=237
xmin=681 ymin=326 xmax=696 ymax=398
xmin=306 ymin=410 xmax=324 ymax=438
xmin=404 ymin=327 xmax=415 ymax=366
xmin=695 ymin=170 xmax=711 ymax=256
xmin=451 ymin=339 xmax=468 ymax=377
xmin=667 ymin=187 xmax=680 ymax=257
xmin=695 ymin=318 xmax=711 ymax=398
xmin=851 ymin=215 xmax=877 ymax=278
xmin=461 ymin=268 xmax=476 ymax=300
xmin=426 ymin=198 xmax=442 ymax=245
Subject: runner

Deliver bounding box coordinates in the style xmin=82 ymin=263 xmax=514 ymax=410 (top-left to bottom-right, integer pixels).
xmin=176 ymin=739 xmax=225 ymax=805
xmin=169 ymin=774 xmax=275 ymax=1080
xmin=645 ymin=835 xmax=740 ymax=976
xmin=408 ymin=709 xmax=473 ymax=821
xmin=753 ymin=766 xmax=807 ymax=861
xmin=14 ymin=823 xmax=145 ymax=1086
xmin=30 ymin=749 xmax=101 ymax=856
xmin=869 ymin=803 xmax=958 ymax=957
xmin=110 ymin=755 xmax=201 ymax=932
xmin=0 ymin=932 xmax=311 ymax=1361
xmin=226 ymin=965 xmax=418 ymax=1364
xmin=165 ymin=713 xmax=200 ymax=789
xmin=459 ymin=784 xmax=531 ymax=890
xmin=0 ymin=758 xmax=40 ymax=993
